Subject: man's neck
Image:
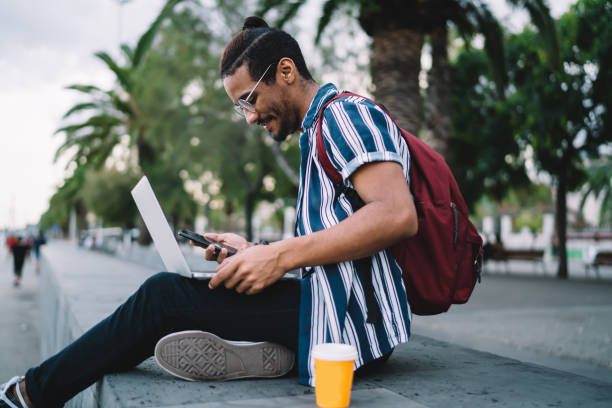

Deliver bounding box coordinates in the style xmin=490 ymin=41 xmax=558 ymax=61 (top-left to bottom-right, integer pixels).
xmin=298 ymin=81 xmax=320 ymax=127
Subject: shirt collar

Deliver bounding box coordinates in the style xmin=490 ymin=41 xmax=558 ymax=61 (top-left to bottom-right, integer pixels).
xmin=301 ymin=83 xmax=339 ymax=130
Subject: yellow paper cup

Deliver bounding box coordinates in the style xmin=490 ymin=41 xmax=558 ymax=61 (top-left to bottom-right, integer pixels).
xmin=313 ymin=343 xmax=358 ymax=408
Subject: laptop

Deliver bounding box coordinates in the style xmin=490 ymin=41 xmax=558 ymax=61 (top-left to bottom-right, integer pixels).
xmin=131 ymin=176 xmax=214 ymax=279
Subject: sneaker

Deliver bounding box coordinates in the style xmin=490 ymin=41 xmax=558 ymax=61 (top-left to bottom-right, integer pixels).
xmin=1 ymin=376 xmax=28 ymax=408
xmin=154 ymin=330 xmax=295 ymax=381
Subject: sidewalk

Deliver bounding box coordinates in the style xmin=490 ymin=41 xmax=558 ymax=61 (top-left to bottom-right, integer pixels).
xmin=413 ymin=273 xmax=612 ymax=385
xmin=7 ymin=241 xmax=612 ymax=406
xmin=0 ymin=246 xmax=40 ymax=381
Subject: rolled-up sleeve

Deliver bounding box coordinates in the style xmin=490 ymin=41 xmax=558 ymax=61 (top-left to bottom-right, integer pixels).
xmin=320 ymin=99 xmax=405 ymax=181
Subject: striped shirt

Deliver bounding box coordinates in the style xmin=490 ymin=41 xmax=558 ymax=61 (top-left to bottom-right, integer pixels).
xmin=296 ymin=83 xmax=412 ymax=386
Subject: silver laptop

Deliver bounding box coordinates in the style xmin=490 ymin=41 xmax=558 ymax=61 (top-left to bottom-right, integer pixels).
xmin=131 ymin=176 xmax=214 ymax=279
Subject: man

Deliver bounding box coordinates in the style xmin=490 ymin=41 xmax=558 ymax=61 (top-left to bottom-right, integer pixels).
xmin=0 ymin=16 xmax=416 ymax=408
xmin=10 ymin=237 xmax=30 ymax=287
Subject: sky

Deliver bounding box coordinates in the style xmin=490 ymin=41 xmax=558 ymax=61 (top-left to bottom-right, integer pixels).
xmin=0 ymin=0 xmax=576 ymax=230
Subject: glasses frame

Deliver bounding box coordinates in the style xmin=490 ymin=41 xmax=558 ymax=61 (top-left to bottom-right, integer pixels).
xmin=233 ymin=64 xmax=273 ymax=117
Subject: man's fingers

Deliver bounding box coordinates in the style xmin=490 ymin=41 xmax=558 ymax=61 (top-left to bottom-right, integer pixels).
xmin=204 ymin=232 xmax=220 ymax=242
xmin=226 ymin=268 xmax=249 ymax=291
xmin=204 ymin=245 xmax=218 ymax=261
xmin=209 ymin=257 xmax=236 ymax=289
xmin=216 ymin=248 xmax=228 ymax=263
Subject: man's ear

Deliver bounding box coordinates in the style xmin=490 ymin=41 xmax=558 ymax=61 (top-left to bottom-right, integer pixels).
xmin=277 ymin=57 xmax=297 ymax=85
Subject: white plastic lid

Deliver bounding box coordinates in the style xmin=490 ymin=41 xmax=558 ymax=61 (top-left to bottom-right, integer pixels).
xmin=312 ymin=343 xmax=358 ymax=361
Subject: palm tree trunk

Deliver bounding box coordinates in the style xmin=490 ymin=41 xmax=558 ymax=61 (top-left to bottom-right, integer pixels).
xmin=371 ymin=28 xmax=424 ymax=134
xmin=426 ymin=25 xmax=452 ymax=159
xmin=556 ymin=168 xmax=569 ymax=279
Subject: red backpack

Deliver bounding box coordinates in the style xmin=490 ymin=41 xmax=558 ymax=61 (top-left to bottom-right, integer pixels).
xmin=316 ymin=92 xmax=483 ymax=316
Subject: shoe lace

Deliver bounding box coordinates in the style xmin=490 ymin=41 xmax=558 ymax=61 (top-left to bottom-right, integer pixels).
xmin=0 ymin=377 xmax=27 ymax=408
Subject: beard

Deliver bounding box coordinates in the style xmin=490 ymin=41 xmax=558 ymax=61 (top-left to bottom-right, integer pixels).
xmin=266 ymin=96 xmax=302 ymax=142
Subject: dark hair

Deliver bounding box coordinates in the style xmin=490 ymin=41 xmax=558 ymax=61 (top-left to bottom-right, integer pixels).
xmin=220 ymin=16 xmax=313 ymax=83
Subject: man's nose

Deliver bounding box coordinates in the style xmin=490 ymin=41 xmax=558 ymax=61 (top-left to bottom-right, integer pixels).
xmin=244 ymin=110 xmax=258 ymax=125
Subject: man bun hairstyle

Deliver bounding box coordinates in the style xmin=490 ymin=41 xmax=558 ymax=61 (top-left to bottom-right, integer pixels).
xmin=242 ymin=16 xmax=268 ymax=30
xmin=220 ymin=16 xmax=313 ymax=84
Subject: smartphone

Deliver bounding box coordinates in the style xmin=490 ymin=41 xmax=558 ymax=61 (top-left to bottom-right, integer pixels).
xmin=178 ymin=229 xmax=236 ymax=257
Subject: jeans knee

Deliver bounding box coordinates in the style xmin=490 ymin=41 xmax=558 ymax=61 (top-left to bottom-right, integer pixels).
xmin=140 ymin=272 xmax=184 ymax=299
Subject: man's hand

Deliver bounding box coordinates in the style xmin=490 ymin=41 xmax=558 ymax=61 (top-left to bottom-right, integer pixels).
xmin=200 ymin=232 xmax=249 ymax=263
xmin=208 ymin=243 xmax=287 ymax=295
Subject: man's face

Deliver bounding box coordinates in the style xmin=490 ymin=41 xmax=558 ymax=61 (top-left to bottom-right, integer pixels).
xmin=223 ymin=64 xmax=302 ymax=142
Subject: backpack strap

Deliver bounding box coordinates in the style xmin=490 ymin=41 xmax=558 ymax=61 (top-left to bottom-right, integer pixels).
xmin=315 ymin=92 xmax=352 ymax=186
xmin=315 ymin=91 xmax=384 ymax=324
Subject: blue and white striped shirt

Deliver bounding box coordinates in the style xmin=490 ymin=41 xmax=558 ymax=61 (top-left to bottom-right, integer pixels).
xmin=296 ymin=83 xmax=412 ymax=386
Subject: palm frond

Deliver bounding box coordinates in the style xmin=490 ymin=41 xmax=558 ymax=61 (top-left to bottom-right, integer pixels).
xmin=108 ymin=92 xmax=134 ymax=116
xmin=120 ymin=43 xmax=134 ymax=61
xmin=55 ymin=114 xmax=124 ymax=135
xmin=453 ymin=1 xmax=506 ymax=97
xmin=65 ymin=84 xmax=104 ymax=94
xmin=507 ymin=0 xmax=561 ymax=71
xmin=256 ymin=0 xmax=288 ymax=15
xmin=316 ymin=0 xmax=343 ymax=44
xmin=276 ymin=1 xmax=305 ymax=28
xmin=132 ymin=0 xmax=184 ymax=67
xmin=62 ymin=102 xmax=100 ymax=119
xmin=55 ymin=128 xmax=122 ymax=164
xmin=95 ymin=51 xmax=132 ymax=92
xmin=474 ymin=3 xmax=507 ymax=97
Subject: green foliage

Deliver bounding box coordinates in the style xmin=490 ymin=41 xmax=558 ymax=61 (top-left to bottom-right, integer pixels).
xmin=49 ymin=0 xmax=195 ymax=232
xmin=39 ymin=165 xmax=88 ymax=231
xmin=448 ymin=48 xmax=528 ymax=209
xmin=506 ymin=0 xmax=561 ymax=71
xmin=513 ymin=210 xmax=543 ymax=233
xmin=80 ymin=167 xmax=140 ymax=227
xmin=47 ymin=0 xmax=301 ymax=238
xmin=580 ymin=159 xmax=612 ymax=227
xmin=500 ymin=184 xmax=553 ymax=212
xmin=505 ymin=3 xmax=606 ymax=190
xmin=572 ymin=0 xmax=612 ymax=143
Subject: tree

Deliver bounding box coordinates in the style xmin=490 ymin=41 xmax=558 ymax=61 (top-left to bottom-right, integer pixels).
xmin=579 ymin=159 xmax=612 ymax=228
xmin=53 ymin=0 xmax=184 ymax=241
xmin=40 ymin=165 xmax=88 ymax=234
xmin=257 ymin=0 xmax=510 ymax=159
xmin=447 ymin=48 xmax=528 ymax=209
xmin=138 ymin=3 xmax=299 ymax=240
xmin=504 ymin=0 xmax=610 ymax=278
xmin=55 ymin=0 xmax=185 ymax=172
xmin=80 ymin=167 xmax=140 ymax=228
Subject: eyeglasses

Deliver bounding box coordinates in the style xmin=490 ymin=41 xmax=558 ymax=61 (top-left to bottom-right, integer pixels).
xmin=233 ymin=64 xmax=272 ymax=117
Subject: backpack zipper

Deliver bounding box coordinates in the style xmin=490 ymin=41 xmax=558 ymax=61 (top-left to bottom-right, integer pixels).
xmin=451 ymin=202 xmax=458 ymax=250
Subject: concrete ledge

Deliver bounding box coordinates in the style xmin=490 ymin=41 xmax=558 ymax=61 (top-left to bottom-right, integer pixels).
xmin=40 ymin=242 xmax=612 ymax=407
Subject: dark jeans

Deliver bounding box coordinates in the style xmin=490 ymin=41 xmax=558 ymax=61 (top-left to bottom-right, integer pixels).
xmin=25 ymin=272 xmax=301 ymax=408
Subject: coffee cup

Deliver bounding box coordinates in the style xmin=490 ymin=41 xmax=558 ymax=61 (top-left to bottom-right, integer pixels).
xmin=312 ymin=343 xmax=358 ymax=408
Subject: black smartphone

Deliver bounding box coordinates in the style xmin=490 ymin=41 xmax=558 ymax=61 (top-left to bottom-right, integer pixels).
xmin=178 ymin=229 xmax=236 ymax=257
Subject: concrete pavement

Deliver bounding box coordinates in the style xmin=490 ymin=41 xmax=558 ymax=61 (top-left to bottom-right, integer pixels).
xmin=413 ymin=272 xmax=612 ymax=385
xmin=0 ymin=245 xmax=40 ymax=381
xmin=3 ymin=241 xmax=612 ymax=406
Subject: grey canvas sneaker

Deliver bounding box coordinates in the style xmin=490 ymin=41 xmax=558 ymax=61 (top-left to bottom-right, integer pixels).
xmin=154 ymin=331 xmax=295 ymax=381
xmin=0 ymin=376 xmax=28 ymax=408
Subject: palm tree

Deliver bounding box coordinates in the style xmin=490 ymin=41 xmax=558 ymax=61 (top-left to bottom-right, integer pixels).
xmin=258 ymin=0 xmax=508 ymax=158
xmin=258 ymin=0 xmax=562 ymax=160
xmin=55 ymin=0 xmax=184 ymax=243
xmin=55 ymin=0 xmax=184 ymax=172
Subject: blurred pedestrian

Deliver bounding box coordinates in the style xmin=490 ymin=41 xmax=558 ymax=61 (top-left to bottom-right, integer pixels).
xmin=10 ymin=236 xmax=30 ymax=287
xmin=30 ymin=231 xmax=46 ymax=272
xmin=6 ymin=234 xmax=17 ymax=252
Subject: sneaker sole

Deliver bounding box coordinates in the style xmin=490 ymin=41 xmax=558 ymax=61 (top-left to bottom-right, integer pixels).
xmin=154 ymin=331 xmax=295 ymax=381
